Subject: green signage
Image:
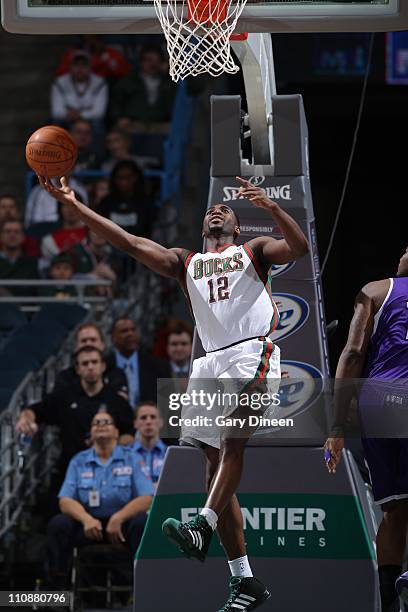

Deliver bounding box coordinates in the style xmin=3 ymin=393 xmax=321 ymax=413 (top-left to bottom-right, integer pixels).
xmin=136 ymin=493 xmax=375 ymax=561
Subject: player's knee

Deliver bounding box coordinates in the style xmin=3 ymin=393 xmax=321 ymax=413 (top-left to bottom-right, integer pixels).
xmin=220 ymin=439 xmax=245 ymax=463
xmin=383 ymin=500 xmax=408 ymax=527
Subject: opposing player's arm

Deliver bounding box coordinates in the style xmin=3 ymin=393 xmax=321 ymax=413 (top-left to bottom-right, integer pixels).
xmin=325 ymin=280 xmax=389 ymax=474
xmin=38 ymin=176 xmax=183 ymax=279
xmin=236 ymin=176 xmax=309 ymax=266
xmin=324 ymin=282 xmax=384 ymax=472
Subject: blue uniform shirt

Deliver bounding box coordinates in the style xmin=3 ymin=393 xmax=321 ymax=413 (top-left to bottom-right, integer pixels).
xmin=133 ymin=439 xmax=167 ymax=484
xmin=59 ymin=444 xmax=154 ymax=518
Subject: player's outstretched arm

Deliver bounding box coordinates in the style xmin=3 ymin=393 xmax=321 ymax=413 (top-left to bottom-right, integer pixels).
xmin=38 ymin=176 xmax=183 ymax=278
xmin=236 ymin=176 xmax=309 ymax=265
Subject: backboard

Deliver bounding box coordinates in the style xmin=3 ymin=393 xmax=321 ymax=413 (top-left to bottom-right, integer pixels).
xmin=2 ymin=0 xmax=408 ymax=35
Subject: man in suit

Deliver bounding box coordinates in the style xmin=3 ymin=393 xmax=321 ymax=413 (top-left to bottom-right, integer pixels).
xmin=109 ymin=317 xmax=171 ymax=407
xmin=166 ymin=325 xmax=192 ymax=379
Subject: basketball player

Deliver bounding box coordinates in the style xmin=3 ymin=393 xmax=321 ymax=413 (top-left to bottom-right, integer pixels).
xmin=325 ymin=246 xmax=408 ymax=612
xmin=38 ymin=174 xmax=309 ymax=611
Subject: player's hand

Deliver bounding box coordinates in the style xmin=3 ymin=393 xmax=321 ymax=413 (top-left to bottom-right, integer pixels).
xmin=37 ymin=175 xmax=78 ymax=208
xmin=106 ymin=513 xmax=126 ymax=546
xmin=236 ymin=176 xmax=278 ymax=211
xmin=324 ymin=437 xmax=344 ymax=474
xmin=83 ymin=516 xmax=103 ymax=541
xmin=15 ymin=412 xmax=38 ymax=437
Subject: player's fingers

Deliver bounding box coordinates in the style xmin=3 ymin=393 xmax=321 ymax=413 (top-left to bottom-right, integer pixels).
xmin=37 ymin=175 xmax=46 ymax=189
xmin=235 ymin=176 xmax=250 ymax=186
xmin=60 ymin=176 xmax=68 ymax=189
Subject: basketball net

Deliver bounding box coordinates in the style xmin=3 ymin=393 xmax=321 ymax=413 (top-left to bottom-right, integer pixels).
xmin=153 ymin=0 xmax=248 ymax=81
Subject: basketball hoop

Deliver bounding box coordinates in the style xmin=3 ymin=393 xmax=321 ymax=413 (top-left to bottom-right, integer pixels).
xmin=153 ymin=0 xmax=248 ymax=82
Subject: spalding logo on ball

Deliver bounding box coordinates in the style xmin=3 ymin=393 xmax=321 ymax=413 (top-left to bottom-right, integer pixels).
xmin=25 ymin=125 xmax=78 ymax=178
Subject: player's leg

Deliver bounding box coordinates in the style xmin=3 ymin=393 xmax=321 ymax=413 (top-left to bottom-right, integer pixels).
xmin=205 ymin=436 xmax=248 ymax=516
xmin=163 ymin=442 xmax=270 ymax=611
xmin=205 ymin=445 xmax=246 ymax=560
xmin=392 ymin=440 xmax=408 ymax=610
xmin=379 ymin=500 xmax=408 ymax=612
xmin=161 ymin=442 xmax=247 ymax=563
xmin=362 ymin=437 xmax=408 ymax=611
xmin=206 ymin=447 xmax=271 ymax=612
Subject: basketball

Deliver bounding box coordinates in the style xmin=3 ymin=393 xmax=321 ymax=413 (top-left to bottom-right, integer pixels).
xmin=25 ymin=125 xmax=77 ymax=178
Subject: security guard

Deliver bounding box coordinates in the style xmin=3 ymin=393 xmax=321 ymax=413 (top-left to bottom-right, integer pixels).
xmin=133 ymin=401 xmax=167 ymax=486
xmin=46 ymin=410 xmax=154 ymax=588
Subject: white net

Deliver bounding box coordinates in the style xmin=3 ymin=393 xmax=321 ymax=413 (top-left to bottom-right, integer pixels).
xmin=154 ymin=0 xmax=248 ymax=81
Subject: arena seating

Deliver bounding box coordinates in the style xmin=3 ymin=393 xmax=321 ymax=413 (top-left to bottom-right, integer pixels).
xmin=0 ymin=304 xmax=26 ymax=343
xmin=0 ymin=303 xmax=88 ymax=411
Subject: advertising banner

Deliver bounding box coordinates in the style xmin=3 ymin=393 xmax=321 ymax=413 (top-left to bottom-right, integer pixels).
xmin=134 ymin=447 xmax=379 ymax=611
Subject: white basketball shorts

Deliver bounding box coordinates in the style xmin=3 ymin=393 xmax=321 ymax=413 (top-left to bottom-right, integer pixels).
xmin=180 ymin=336 xmax=281 ymax=449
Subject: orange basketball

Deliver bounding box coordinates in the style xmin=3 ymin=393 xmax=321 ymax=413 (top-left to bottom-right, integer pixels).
xmin=25 ymin=125 xmax=77 ymax=178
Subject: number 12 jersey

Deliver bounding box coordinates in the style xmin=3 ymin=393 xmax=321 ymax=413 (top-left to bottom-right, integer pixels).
xmin=183 ymin=243 xmax=279 ymax=353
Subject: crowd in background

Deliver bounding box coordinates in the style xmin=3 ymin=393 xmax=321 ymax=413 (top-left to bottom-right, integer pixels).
xmin=0 ymin=35 xmax=178 ymax=298
xmin=0 ymin=33 xmax=194 ymax=599
xmin=14 ymin=318 xmax=193 ymax=592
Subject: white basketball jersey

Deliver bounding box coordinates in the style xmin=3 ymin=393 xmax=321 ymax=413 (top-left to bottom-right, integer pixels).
xmin=184 ymin=243 xmax=279 ymax=352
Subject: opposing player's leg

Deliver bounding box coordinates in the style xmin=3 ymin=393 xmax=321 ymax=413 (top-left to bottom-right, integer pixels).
xmin=379 ymin=500 xmax=408 ymax=612
xmin=361 ymin=437 xmax=408 ymax=612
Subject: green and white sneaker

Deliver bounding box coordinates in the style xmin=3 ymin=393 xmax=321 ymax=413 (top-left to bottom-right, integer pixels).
xmin=218 ymin=577 xmax=271 ymax=611
xmin=162 ymin=514 xmax=213 ymax=562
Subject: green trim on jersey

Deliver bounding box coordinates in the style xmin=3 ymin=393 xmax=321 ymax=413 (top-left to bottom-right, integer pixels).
xmin=240 ymin=338 xmax=274 ymax=396
xmin=243 ymin=243 xmax=280 ymax=336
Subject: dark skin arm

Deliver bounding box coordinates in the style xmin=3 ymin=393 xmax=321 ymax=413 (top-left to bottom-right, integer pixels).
xmin=236 ymin=176 xmax=309 ymax=270
xmin=324 ymin=279 xmax=389 ymax=473
xmin=38 ymin=176 xmax=184 ymax=279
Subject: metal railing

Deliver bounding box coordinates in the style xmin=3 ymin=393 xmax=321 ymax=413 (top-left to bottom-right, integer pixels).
xmin=0 ymin=279 xmax=112 ymax=307
xmin=0 ymin=360 xmax=64 ymax=538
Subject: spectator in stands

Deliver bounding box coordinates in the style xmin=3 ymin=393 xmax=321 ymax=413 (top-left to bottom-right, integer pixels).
xmin=0 ymin=195 xmax=40 ymax=257
xmin=15 ymin=346 xmax=134 ymax=477
xmin=41 ymin=196 xmax=87 ymax=262
xmin=46 ymin=410 xmax=153 ymax=589
xmin=70 ymin=119 xmax=102 ymax=172
xmin=109 ymin=317 xmax=171 ymax=407
xmin=101 ymin=128 xmax=157 ymax=173
xmin=54 ymin=322 xmax=128 ymax=397
xmin=110 ymin=44 xmax=176 ymax=133
xmin=39 ymin=252 xmax=77 ymax=299
xmin=0 ymin=194 xmax=19 ymax=224
xmin=166 ymin=325 xmax=192 ymax=378
xmin=0 ymin=220 xmax=39 ymax=295
xmin=50 ymin=50 xmax=108 ymax=147
xmin=70 ymin=231 xmax=119 ymax=294
xmin=89 ymin=178 xmax=110 ymax=211
xmin=57 ymin=35 xmax=132 ymax=82
xmin=25 ymin=174 xmax=88 ymax=226
xmin=152 ymin=317 xmax=193 ymax=359
xmin=133 ymin=401 xmax=167 ymax=487
xmin=98 ymin=160 xmax=154 ymax=237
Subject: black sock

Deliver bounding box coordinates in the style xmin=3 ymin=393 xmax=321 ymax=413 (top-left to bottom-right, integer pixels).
xmin=378 ymin=565 xmax=402 ymax=612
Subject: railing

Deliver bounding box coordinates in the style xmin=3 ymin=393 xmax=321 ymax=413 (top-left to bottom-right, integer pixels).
xmin=0 ymin=279 xmax=112 ymax=311
xmin=0 ymin=359 xmax=65 ymax=538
